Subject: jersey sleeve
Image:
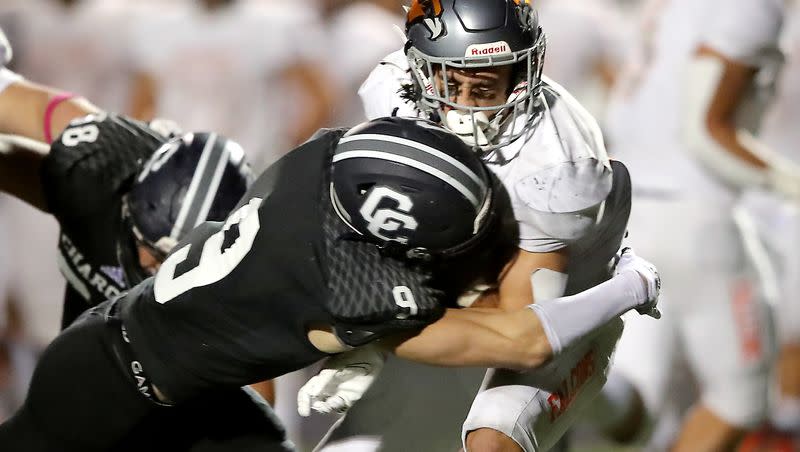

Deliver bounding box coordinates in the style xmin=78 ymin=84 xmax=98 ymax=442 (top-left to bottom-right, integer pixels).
xmin=700 ymin=0 xmax=784 ymax=66
xmin=513 ymin=159 xmax=612 ymax=253
xmin=40 ymin=113 xmax=165 ymax=222
xmin=510 ymin=81 xmax=614 ymax=254
xmin=358 ymin=49 xmax=418 ymax=120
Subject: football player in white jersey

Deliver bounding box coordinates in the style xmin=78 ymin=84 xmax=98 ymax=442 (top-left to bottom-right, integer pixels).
xmin=298 ymin=1 xmax=654 ymax=450
xmin=127 ymin=0 xmax=334 ymax=170
xmin=607 ymin=0 xmax=794 ymax=450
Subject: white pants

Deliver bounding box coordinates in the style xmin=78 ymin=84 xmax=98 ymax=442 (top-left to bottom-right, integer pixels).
xmin=737 ymin=189 xmax=800 ymax=343
xmin=317 ymin=319 xmax=623 ymax=452
xmin=614 ymin=197 xmax=774 ymax=429
xmin=462 ymin=319 xmax=624 ymax=451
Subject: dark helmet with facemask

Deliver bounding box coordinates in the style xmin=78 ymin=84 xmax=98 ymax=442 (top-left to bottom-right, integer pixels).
xmin=330 ymin=116 xmax=497 ymax=261
xmin=118 ymin=132 xmax=253 ymax=285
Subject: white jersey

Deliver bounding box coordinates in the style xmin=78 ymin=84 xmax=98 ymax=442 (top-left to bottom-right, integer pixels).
xmin=606 ymin=0 xmax=784 ymax=202
xmin=127 ymin=1 xmax=324 ymax=169
xmin=360 ymin=49 xmax=614 ymax=254
xmin=319 ymin=50 xmax=627 ymax=452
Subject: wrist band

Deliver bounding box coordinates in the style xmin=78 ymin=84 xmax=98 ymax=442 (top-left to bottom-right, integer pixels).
xmin=43 ymin=92 xmax=75 ymax=144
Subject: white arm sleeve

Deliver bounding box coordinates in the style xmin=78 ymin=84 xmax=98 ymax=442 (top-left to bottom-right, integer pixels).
xmin=529 ymin=269 xmax=645 ymax=354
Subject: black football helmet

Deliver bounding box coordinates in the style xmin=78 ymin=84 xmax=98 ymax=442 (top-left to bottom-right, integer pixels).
xmin=330 ymin=116 xmax=496 ymax=260
xmin=405 ymin=0 xmax=545 ymax=152
xmin=118 ymin=132 xmax=253 ymax=285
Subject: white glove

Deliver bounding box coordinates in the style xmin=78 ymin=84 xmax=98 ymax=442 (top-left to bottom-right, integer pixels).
xmin=613 ymin=247 xmax=661 ymax=319
xmin=297 ymin=345 xmax=386 ymax=417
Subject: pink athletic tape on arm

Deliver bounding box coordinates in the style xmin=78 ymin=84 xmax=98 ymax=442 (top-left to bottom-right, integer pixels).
xmin=43 ymin=93 xmax=75 ymax=144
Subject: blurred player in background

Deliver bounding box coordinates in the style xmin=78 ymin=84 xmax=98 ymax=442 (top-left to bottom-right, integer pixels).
xmin=536 ymin=0 xmax=630 ymax=126
xmin=737 ymin=3 xmax=800 ymax=448
xmin=128 ymin=0 xmax=334 ymax=171
xmin=320 ymin=0 xmax=404 ymax=127
xmin=607 ymin=0 xmax=795 ymax=450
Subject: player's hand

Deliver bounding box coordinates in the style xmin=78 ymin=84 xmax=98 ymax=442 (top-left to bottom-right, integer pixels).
xmin=613 ymin=247 xmax=661 ymax=319
xmin=297 ymin=345 xmax=386 ymax=417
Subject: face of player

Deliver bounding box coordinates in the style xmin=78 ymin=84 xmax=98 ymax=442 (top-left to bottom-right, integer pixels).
xmin=432 ymin=65 xmax=514 ymax=118
xmin=137 ymin=244 xmax=163 ymax=277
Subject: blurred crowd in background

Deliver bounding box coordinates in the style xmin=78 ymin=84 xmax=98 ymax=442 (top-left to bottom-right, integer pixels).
xmin=0 ymin=1 xmax=797 ymax=450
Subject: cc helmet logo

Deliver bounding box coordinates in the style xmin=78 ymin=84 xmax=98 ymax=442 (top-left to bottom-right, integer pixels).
xmin=359 ymin=187 xmax=419 ymax=244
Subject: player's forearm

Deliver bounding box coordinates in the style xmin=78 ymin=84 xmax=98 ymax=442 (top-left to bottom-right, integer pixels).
xmin=392 ymin=307 xmax=552 ymax=370
xmin=0 ymin=80 xmax=99 ymax=143
xmin=682 ymin=49 xmax=794 ymax=193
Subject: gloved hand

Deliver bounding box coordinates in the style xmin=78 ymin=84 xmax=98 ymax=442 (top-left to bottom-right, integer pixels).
xmin=297 ymin=344 xmax=386 ymax=417
xmin=613 ymin=247 xmax=661 ymax=319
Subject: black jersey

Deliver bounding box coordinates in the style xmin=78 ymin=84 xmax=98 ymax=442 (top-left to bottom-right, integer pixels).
xmin=40 ymin=113 xmax=166 ymax=327
xmin=119 ymin=130 xmax=447 ymax=403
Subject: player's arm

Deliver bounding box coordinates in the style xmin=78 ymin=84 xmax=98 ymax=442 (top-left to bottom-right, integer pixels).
xmin=683 ymin=4 xmax=797 ymax=197
xmin=281 ymin=62 xmax=336 ymax=145
xmin=391 ymin=305 xmax=550 ymax=370
xmin=0 ymin=75 xmax=100 ymax=211
xmin=492 ymin=248 xmax=570 ymax=310
xmin=392 ymin=249 xmax=658 ymax=369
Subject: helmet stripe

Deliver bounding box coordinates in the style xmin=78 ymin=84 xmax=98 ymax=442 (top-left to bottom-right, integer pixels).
xmin=333 ymin=150 xmax=481 ymax=208
xmin=170 ymin=133 xmax=227 ymax=239
xmin=337 ymin=137 xmax=486 ymax=201
xmin=193 ymin=141 xmax=231 ymax=228
xmin=337 ymin=133 xmax=486 ymax=188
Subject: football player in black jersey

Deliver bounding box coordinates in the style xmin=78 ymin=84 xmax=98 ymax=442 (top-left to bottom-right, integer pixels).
xmin=0 ymin=116 xmax=660 ymax=452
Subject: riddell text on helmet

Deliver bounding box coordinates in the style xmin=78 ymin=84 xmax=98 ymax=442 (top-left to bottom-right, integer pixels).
xmin=465 ymin=41 xmax=511 ymax=57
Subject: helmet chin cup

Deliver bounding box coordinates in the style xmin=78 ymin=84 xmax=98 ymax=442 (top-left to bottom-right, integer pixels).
xmin=444 ymin=110 xmax=498 ymax=148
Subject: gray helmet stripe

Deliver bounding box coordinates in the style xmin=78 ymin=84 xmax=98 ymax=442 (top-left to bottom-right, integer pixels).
xmin=337 ymin=133 xmax=486 ymax=188
xmin=333 ymin=150 xmax=481 ymax=208
xmin=193 ymin=141 xmax=231 ymax=228
xmin=337 ymin=137 xmax=485 ymax=200
xmin=169 ymin=133 xmax=225 ymax=239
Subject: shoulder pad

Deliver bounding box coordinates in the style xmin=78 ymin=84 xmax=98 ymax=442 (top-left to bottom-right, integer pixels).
xmin=42 ymin=113 xmax=165 ymax=218
xmin=515 ymin=159 xmax=612 ymax=213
